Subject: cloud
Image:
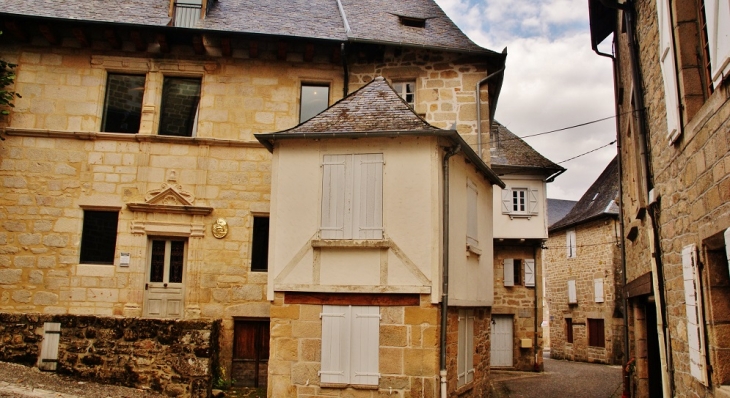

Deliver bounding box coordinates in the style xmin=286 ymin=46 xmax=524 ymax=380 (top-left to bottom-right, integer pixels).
xmin=435 ymin=0 xmax=617 ymax=200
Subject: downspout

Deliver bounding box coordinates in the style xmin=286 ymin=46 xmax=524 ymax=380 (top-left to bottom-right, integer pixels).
xmin=341 ymin=43 xmax=349 ymax=98
xmin=533 ymin=244 xmax=540 ymax=372
xmin=440 ymin=144 xmax=461 ymax=398
xmin=475 ymin=67 xmax=505 ymax=160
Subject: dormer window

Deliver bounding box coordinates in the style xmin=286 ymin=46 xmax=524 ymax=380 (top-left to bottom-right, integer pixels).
xmin=398 ymin=16 xmax=426 ymax=28
xmin=173 ymin=0 xmax=203 ymax=28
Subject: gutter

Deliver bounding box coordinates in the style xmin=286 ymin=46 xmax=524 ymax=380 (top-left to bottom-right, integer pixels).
xmin=440 ymin=144 xmax=461 ymax=398
xmin=545 ymin=168 xmax=566 ymax=183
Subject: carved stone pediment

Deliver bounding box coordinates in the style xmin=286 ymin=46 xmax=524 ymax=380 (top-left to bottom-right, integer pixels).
xmin=127 ymin=170 xmax=213 ymax=215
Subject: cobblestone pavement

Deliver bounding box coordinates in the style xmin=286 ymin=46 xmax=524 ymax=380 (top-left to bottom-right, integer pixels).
xmin=490 ymin=357 xmax=623 ymax=398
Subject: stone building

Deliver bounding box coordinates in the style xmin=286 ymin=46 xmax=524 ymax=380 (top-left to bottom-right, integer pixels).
xmin=545 ymin=157 xmax=624 ymax=365
xmin=588 ymin=0 xmax=730 ymax=396
xmin=489 ymin=121 xmax=564 ymax=371
xmin=0 ymin=0 xmax=507 ymax=395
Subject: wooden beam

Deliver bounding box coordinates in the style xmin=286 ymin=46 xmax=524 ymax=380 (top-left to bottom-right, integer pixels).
xmin=284 ymin=292 xmax=421 ymax=306
xmin=38 ymin=25 xmax=58 ymax=45
xmin=129 ymin=30 xmax=146 ymax=52
xmin=221 ymin=37 xmax=232 ymax=57
xmin=104 ymin=29 xmax=121 ymax=49
xmin=625 ymin=272 xmax=653 ymax=299
xmin=4 ymin=21 xmax=28 ymax=42
xmin=249 ymin=40 xmax=259 ymax=58
xmin=72 ymin=28 xmax=89 ymax=47
xmin=156 ymin=33 xmax=169 ymax=53
xmin=277 ymin=41 xmax=287 ymax=61
xmin=192 ymin=35 xmax=205 ymax=55
xmin=304 ymin=43 xmax=314 ymax=62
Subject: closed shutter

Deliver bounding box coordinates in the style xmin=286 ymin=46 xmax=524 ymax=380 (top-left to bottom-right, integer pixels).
xmin=353 ymin=154 xmax=383 ymax=240
xmin=594 ymin=278 xmax=604 ymax=303
xmin=529 ymin=189 xmax=539 ymax=214
xmin=465 ymin=311 xmax=475 ymax=384
xmin=38 ymin=322 xmax=61 ymax=371
xmin=568 ymin=280 xmax=577 ymax=304
xmin=457 ymin=310 xmax=474 ymax=386
xmin=504 ymin=259 xmax=515 ymax=287
xmin=705 ymin=0 xmax=730 ymax=87
xmin=657 ymin=0 xmax=682 ymax=142
xmin=501 ymin=188 xmax=512 ymax=214
xmin=467 ymin=180 xmax=478 ymax=246
xmin=457 ymin=312 xmax=466 ymax=385
xmin=350 ymin=306 xmax=380 ymax=385
xmin=566 ymin=230 xmax=577 ymax=258
xmin=724 ymin=228 xmax=730 ymax=280
xmin=524 ymin=259 xmax=535 ymax=287
xmin=320 ymin=305 xmax=350 ymax=384
xmin=682 ymin=244 xmax=708 ymax=385
xmin=321 ymin=155 xmax=349 ymax=239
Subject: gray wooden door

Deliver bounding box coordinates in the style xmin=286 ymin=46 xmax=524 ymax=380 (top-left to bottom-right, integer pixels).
xmin=490 ymin=315 xmax=513 ymax=367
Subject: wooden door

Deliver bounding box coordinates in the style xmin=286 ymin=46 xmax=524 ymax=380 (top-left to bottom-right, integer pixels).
xmin=143 ymin=239 xmax=185 ymax=318
xmin=232 ymin=319 xmax=270 ymax=388
xmin=491 ymin=315 xmax=514 ymax=367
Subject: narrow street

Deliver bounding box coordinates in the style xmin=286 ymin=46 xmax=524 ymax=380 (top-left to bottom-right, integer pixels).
xmin=490 ymin=353 xmax=622 ymax=398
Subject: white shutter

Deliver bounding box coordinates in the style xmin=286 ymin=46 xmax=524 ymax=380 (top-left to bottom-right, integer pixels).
xmin=352 ymin=154 xmax=383 ymax=240
xmin=524 ymin=259 xmax=535 ymax=287
xmin=38 ymin=322 xmax=61 ymax=371
xmin=657 ymin=0 xmax=682 ymax=142
xmin=504 ymin=259 xmax=515 ymax=287
xmin=594 ymin=278 xmax=605 ymax=303
xmin=457 ymin=312 xmax=466 ymax=386
xmin=568 ymin=280 xmax=577 ymax=304
xmin=467 ymin=180 xmax=478 ymax=246
xmin=501 ymin=188 xmax=512 ymax=214
xmin=724 ymin=228 xmax=730 ymax=284
xmin=465 ymin=311 xmax=475 ymax=384
xmin=350 ymin=306 xmax=380 ymax=385
xmin=682 ymin=244 xmax=708 ymax=385
xmin=566 ymin=230 xmax=577 ymax=258
xmin=320 ymin=305 xmax=351 ymax=384
xmin=321 ymin=155 xmax=349 ymax=239
xmin=705 ymin=0 xmax=730 ymax=87
xmin=529 ymin=189 xmax=539 ymax=215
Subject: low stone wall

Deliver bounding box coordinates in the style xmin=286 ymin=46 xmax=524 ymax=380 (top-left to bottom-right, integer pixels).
xmin=0 ymin=313 xmax=220 ymax=397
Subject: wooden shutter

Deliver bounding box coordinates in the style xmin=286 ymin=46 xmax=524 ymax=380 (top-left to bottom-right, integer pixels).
xmin=38 ymin=322 xmax=61 ymax=371
xmin=465 ymin=311 xmax=475 ymax=384
xmin=457 ymin=312 xmax=466 ymax=385
xmin=320 ymin=305 xmax=350 ymax=384
xmin=353 ymin=154 xmax=383 ymax=240
xmin=467 ymin=180 xmax=478 ymax=246
xmin=529 ymin=189 xmax=539 ymax=215
xmin=594 ymin=278 xmax=604 ymax=303
xmin=724 ymin=228 xmax=730 ymax=283
xmin=350 ymin=306 xmax=380 ymax=385
xmin=705 ymin=0 xmax=730 ymax=87
xmin=682 ymin=244 xmax=708 ymax=385
xmin=501 ymin=188 xmax=512 ymax=214
xmin=457 ymin=310 xmax=474 ymax=386
xmin=504 ymin=259 xmax=515 ymax=287
xmin=657 ymin=0 xmax=682 ymax=142
xmin=568 ymin=280 xmax=577 ymax=304
xmin=321 ymin=155 xmax=349 ymax=239
xmin=524 ymin=259 xmax=535 ymax=287
xmin=566 ymin=230 xmax=576 ymax=258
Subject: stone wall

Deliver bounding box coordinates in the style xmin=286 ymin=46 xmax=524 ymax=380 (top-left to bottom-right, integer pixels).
xmin=545 ymin=218 xmax=623 ymax=365
xmin=0 ymin=312 xmax=219 ymax=397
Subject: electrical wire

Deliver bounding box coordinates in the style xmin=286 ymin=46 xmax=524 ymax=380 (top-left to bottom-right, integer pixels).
xmin=556 ymin=140 xmax=616 ymax=164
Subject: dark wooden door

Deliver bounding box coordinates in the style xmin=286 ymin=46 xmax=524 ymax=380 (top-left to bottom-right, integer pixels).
xmin=232 ymin=319 xmax=270 ymax=388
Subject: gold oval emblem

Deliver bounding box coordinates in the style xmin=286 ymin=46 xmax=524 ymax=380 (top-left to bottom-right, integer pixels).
xmin=212 ymin=218 xmax=228 ymax=239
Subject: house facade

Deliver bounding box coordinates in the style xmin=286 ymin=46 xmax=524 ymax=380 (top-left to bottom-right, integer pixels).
xmin=589 ymin=0 xmax=730 ymax=396
xmin=0 ymin=0 xmax=507 ymax=394
xmin=489 ymin=121 xmax=564 ymax=371
xmin=545 ymin=157 xmax=624 ymax=366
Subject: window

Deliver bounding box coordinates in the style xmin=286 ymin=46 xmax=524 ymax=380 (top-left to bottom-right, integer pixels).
xmin=566 ymin=229 xmax=577 ymax=258
xmin=101 ymin=74 xmax=145 ymax=134
xmin=398 ymin=16 xmax=426 ymax=28
xmin=173 ymin=0 xmax=202 ymax=28
xmin=682 ymin=244 xmax=708 ymax=384
xmin=657 ymin=0 xmax=681 ymax=142
xmin=149 ymin=239 xmax=186 ymax=284
xmin=159 ymin=76 xmax=201 ymax=137
xmin=320 ymin=305 xmax=379 ymax=386
xmin=321 ymin=153 xmax=383 ymax=240
xmin=250 ymin=216 xmax=269 ymax=272
xmin=568 ymin=280 xmax=577 ymax=304
xmin=300 ymin=84 xmax=329 ymax=123
xmin=587 ymin=318 xmax=605 ymax=347
xmin=594 ymin=278 xmax=604 ymax=302
xmin=501 ymin=188 xmax=538 ymax=218
xmin=566 ymin=318 xmax=574 ymax=344
xmin=392 ymin=81 xmax=416 ymax=108
xmin=466 ymin=179 xmax=478 ymax=247
xmin=457 ymin=309 xmax=475 ymax=387
xmin=702 ymin=228 xmax=730 ymax=385
xmin=705 ymin=0 xmax=730 ymax=88
xmin=79 ymin=210 xmax=119 ymax=264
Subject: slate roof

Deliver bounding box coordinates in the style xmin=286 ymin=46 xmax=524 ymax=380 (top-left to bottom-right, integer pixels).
xmin=549 ymin=156 xmax=619 ymax=232
xmin=0 ymin=0 xmax=497 ymax=54
xmin=490 ymin=121 xmax=565 ymax=177
xmin=547 ymin=199 xmax=578 ymax=228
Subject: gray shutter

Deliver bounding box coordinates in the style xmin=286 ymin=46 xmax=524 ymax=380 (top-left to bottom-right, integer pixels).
xmin=353 ymin=154 xmax=383 ymax=240
xmin=566 ymin=230 xmax=577 ymax=258
xmin=529 ymin=189 xmax=539 ymax=214
xmin=594 ymin=278 xmax=604 ymax=303
xmin=568 ymin=280 xmax=577 ymax=304
xmin=682 ymin=245 xmax=708 ymax=384
xmin=524 ymin=259 xmax=535 ymax=287
xmin=467 ymin=180 xmax=478 ymax=246
xmin=350 ymin=306 xmax=380 ymax=385
xmin=705 ymin=0 xmax=730 ymax=87
xmin=321 ymin=155 xmax=349 ymax=239
xmin=501 ymin=188 xmax=512 ymax=214
xmin=656 ymin=0 xmax=681 ymax=142
xmin=457 ymin=311 xmax=466 ymax=386
xmin=320 ymin=305 xmax=350 ymax=384
xmin=504 ymin=259 xmax=514 ymax=287
xmin=38 ymin=322 xmax=61 ymax=371
xmin=465 ymin=311 xmax=475 ymax=384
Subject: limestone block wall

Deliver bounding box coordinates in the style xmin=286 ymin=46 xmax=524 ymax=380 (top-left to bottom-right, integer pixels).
xmin=0 ymin=312 xmax=219 ymax=398
xmin=493 ymin=243 xmax=543 ymax=371
xmin=544 ymin=218 xmax=623 ymax=364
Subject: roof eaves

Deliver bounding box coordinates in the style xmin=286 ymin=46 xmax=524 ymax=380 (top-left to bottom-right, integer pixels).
xmin=548 ymin=212 xmax=618 ymax=234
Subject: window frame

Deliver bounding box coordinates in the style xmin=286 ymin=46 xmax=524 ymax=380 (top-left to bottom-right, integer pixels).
xmin=299 ymin=83 xmax=330 ymax=123
xmin=158 ymin=75 xmax=202 ymax=137
xmin=501 ymin=187 xmax=539 ymax=219
xmin=79 ymin=209 xmax=120 ymax=265
xmin=148 ymin=238 xmax=187 ymax=284
xmin=392 ymin=81 xmax=416 ymax=109
xmin=101 ymin=73 xmax=146 ymax=134
xmin=250 ymin=215 xmax=270 ymax=272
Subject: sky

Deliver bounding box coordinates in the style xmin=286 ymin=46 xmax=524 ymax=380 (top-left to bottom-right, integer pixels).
xmin=434 ymin=0 xmax=617 ymax=201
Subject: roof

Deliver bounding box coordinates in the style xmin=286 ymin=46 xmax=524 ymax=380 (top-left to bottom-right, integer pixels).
xmin=490 ymin=121 xmax=565 ymax=178
xmin=549 ymin=156 xmax=619 ymax=232
xmin=0 ymin=0 xmax=500 ymax=55
xmin=255 ymin=76 xmax=505 ymax=188
xmin=547 ymin=199 xmax=578 ymax=228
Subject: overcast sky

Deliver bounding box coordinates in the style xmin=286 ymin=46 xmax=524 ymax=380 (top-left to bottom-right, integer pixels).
xmin=435 ymin=0 xmax=617 ymax=201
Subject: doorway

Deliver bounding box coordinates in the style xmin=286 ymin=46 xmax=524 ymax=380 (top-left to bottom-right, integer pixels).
xmin=143 ymin=238 xmax=186 ymax=318
xmin=232 ymin=319 xmax=270 ymax=388
xmin=491 ymin=315 xmax=514 ymax=367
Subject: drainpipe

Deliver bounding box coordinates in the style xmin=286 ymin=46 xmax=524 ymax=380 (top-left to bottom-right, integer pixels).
xmin=533 ymin=244 xmax=540 ymax=372
xmin=341 ymin=43 xmax=349 ymax=98
xmin=440 ymin=144 xmax=461 ymax=398
xmin=475 ymin=67 xmax=505 ymax=160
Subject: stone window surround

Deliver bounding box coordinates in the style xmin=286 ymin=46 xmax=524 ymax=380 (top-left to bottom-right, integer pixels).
xmin=297 ymin=77 xmax=333 ymax=123
xmin=78 ymin=205 xmax=122 ymax=266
